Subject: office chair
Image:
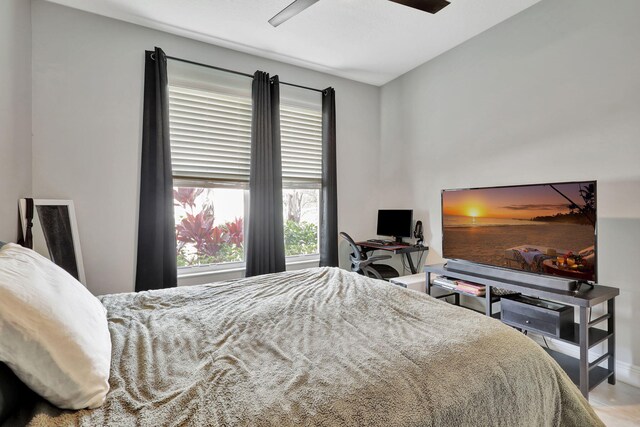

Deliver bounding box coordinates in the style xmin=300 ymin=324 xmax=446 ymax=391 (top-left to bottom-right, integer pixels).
xmin=340 ymin=232 xmax=400 ymax=281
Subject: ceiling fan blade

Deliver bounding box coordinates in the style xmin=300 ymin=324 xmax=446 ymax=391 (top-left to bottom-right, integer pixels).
xmin=389 ymin=0 xmax=450 ymax=14
xmin=269 ymin=0 xmax=320 ymax=27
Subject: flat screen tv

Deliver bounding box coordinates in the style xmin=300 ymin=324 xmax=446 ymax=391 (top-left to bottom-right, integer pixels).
xmin=442 ymin=181 xmax=597 ymax=282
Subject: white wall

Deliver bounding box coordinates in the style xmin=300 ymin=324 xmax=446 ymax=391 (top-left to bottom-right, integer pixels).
xmin=31 ymin=0 xmax=381 ymax=295
xmin=0 ymin=0 xmax=32 ymax=242
xmin=380 ymin=0 xmax=640 ymax=385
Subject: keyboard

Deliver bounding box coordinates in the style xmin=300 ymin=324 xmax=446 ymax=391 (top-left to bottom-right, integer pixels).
xmin=366 ymin=239 xmax=398 ymax=246
xmin=366 ymin=239 xmax=386 ymax=244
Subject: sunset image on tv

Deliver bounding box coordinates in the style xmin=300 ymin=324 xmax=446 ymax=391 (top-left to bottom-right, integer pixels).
xmin=442 ymin=182 xmax=596 ymax=281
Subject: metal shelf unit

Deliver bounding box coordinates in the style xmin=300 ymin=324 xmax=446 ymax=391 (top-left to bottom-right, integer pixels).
xmin=424 ymin=263 xmax=619 ymax=400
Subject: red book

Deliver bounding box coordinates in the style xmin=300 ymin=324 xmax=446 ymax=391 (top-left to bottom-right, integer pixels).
xmin=455 ymin=281 xmax=486 ymax=295
xmin=455 ymin=280 xmax=485 ymax=291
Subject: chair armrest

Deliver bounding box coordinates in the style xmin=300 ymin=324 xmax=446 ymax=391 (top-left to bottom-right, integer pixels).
xmin=367 ymin=255 xmax=392 ymax=263
xmin=360 ymin=255 xmax=392 ymax=267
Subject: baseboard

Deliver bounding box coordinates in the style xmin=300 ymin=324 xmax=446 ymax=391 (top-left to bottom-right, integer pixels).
xmin=616 ymin=360 xmax=640 ymax=388
xmin=530 ymin=334 xmax=640 ymax=389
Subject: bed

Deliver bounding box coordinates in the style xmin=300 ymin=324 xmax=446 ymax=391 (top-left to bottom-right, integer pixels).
xmin=8 ymin=267 xmax=602 ymax=426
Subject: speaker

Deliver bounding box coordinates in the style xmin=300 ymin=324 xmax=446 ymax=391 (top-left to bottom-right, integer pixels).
xmin=413 ymin=220 xmax=424 ymax=246
xmin=445 ymin=259 xmax=579 ymax=292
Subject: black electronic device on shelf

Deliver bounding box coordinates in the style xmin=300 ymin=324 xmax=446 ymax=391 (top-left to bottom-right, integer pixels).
xmin=445 ymin=259 xmax=579 ymax=292
xmin=501 ymin=294 xmax=574 ymax=338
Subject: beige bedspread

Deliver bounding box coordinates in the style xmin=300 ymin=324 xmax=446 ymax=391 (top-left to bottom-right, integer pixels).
xmin=21 ymin=267 xmax=602 ymax=426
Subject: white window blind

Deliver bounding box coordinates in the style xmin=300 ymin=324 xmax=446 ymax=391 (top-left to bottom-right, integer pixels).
xmin=168 ymin=85 xmax=252 ymax=184
xmin=168 ymin=59 xmax=323 ymax=188
xmin=280 ymin=103 xmax=323 ymax=188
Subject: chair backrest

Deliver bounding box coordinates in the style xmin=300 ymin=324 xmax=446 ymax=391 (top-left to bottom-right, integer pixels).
xmin=339 ymin=232 xmax=364 ymax=262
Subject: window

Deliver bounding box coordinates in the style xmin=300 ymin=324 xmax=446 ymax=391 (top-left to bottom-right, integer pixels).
xmin=168 ymin=60 xmax=321 ymax=272
xmin=173 ymin=187 xmax=246 ymax=268
xmin=168 ymin=61 xmax=251 ymax=271
xmin=280 ymin=95 xmax=322 ymax=258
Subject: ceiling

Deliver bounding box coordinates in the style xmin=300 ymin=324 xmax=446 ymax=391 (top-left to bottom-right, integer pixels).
xmin=44 ymin=0 xmax=542 ymax=86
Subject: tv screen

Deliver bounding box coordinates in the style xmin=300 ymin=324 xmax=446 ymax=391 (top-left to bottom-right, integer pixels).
xmin=442 ymin=181 xmax=597 ymax=282
xmin=377 ymin=209 xmax=413 ymax=240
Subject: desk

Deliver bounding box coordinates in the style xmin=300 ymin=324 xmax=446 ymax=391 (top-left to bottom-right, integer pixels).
xmin=356 ymin=242 xmax=428 ymax=274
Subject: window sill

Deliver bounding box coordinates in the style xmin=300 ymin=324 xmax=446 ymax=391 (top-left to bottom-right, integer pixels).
xmin=178 ymin=264 xmax=245 ymax=279
xmin=177 ymin=255 xmax=320 ymax=286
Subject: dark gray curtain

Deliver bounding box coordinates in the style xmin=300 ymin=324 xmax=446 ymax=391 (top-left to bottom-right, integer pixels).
xmin=245 ymin=71 xmax=286 ymax=277
xmin=320 ymin=88 xmax=339 ymax=267
xmin=135 ymin=47 xmax=177 ymax=292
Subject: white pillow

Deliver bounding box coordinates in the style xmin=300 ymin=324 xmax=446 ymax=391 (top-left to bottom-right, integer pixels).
xmin=0 ymin=243 xmax=111 ymax=409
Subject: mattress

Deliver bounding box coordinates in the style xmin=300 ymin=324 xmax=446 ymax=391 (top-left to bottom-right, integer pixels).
xmin=14 ymin=267 xmax=603 ymax=426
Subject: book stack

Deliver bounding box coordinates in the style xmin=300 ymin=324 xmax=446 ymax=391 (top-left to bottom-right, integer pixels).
xmin=455 ymin=280 xmax=486 ymax=296
xmin=432 ymin=276 xmax=457 ymax=290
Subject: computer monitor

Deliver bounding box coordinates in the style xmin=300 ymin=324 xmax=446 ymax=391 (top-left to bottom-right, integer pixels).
xmin=377 ymin=209 xmax=413 ymax=242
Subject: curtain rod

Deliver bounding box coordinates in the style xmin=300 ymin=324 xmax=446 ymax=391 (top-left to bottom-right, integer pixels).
xmin=166 ymin=55 xmax=325 ymax=94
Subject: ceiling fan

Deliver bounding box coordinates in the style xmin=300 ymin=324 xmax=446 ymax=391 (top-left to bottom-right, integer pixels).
xmin=269 ymin=0 xmax=450 ymax=27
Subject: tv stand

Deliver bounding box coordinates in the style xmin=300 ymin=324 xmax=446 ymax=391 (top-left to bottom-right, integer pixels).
xmin=424 ymin=263 xmax=619 ymax=400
